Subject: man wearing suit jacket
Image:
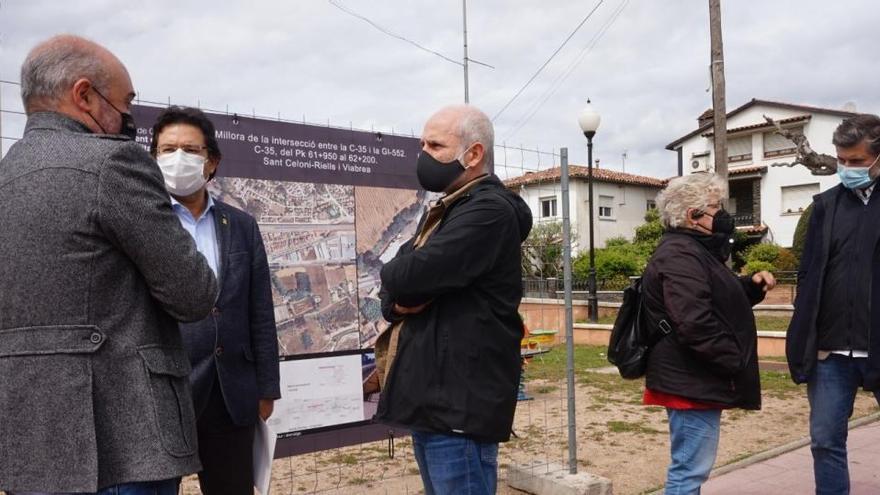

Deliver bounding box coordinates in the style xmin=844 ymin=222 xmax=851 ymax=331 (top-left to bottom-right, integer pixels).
xmin=149 ymin=106 xmax=281 ymax=494
xmin=0 ymin=36 xmax=218 ymax=494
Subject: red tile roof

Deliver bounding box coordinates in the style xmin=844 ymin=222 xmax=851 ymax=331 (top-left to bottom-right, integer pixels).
xmin=702 ymin=115 xmax=811 ymax=137
xmin=729 ymin=164 xmax=768 ymax=175
xmin=666 ymin=99 xmax=858 ymax=150
xmin=503 ymin=165 xmax=666 ymax=189
xmin=737 ymin=224 xmax=768 ymax=234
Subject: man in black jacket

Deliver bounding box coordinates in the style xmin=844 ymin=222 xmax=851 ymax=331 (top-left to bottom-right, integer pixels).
xmin=787 ymin=114 xmax=880 ymax=495
xmin=375 ymin=105 xmax=532 ymax=494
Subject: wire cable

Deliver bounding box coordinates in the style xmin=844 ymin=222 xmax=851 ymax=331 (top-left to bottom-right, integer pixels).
xmin=328 ymin=0 xmax=463 ymax=67
xmin=491 ymin=0 xmax=604 ymax=122
xmin=503 ymin=0 xmax=629 ymax=141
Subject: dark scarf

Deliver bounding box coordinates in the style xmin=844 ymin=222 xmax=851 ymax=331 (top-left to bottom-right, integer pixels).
xmin=668 ymin=228 xmax=733 ymax=263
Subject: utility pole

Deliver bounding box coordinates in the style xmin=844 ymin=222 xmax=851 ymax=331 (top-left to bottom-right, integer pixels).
xmin=0 ymin=80 xmax=3 ymax=160
xmin=462 ymin=0 xmax=470 ymax=103
xmin=709 ymin=0 xmax=727 ymax=178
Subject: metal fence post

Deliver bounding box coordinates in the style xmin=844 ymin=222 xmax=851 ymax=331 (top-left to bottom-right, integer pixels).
xmin=560 ymin=147 xmax=577 ymax=474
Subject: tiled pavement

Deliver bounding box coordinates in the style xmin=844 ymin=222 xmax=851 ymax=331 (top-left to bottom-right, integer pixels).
xmin=701 ymin=417 xmax=880 ymax=494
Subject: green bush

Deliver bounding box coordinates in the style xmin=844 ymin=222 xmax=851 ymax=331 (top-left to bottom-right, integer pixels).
xmin=595 ymin=248 xmax=641 ymax=280
xmin=634 ymin=218 xmax=664 ymax=247
xmin=574 ymin=244 xmax=643 ymax=285
xmin=791 ymin=203 xmax=813 ymax=264
xmin=744 ymin=243 xmax=780 ymax=264
xmin=744 ymin=260 xmax=775 ymax=275
xmin=740 ymin=242 xmax=798 ymax=274
xmin=605 ymin=236 xmax=630 ymax=247
xmin=775 ymin=247 xmax=799 ymax=272
xmin=572 ymin=207 xmax=663 ymax=285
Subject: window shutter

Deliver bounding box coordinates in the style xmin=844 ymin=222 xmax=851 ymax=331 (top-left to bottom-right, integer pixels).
xmin=781 ymin=183 xmax=819 ymax=213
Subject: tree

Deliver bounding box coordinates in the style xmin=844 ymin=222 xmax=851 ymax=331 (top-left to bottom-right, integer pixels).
xmin=521 ymin=221 xmax=572 ymax=279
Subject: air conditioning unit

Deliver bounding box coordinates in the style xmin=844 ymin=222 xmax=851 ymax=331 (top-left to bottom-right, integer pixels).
xmin=690 ymin=156 xmax=709 ymax=173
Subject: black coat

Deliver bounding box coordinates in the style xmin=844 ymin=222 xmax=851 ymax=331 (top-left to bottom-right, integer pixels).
xmin=786 ymin=185 xmax=880 ymax=389
xmin=375 ymin=175 xmax=533 ymax=442
xmin=642 ymin=230 xmax=765 ymax=409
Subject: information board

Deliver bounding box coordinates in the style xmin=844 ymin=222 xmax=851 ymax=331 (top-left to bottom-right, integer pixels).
xmin=132 ymin=105 xmax=426 ymax=437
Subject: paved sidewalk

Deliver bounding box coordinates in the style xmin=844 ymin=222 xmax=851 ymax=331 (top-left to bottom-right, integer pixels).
xmin=702 ymin=415 xmax=880 ymax=494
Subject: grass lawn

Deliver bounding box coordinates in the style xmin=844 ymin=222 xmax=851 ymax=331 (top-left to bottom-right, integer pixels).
xmin=582 ymin=314 xmax=792 ymax=331
xmin=527 ymin=344 xmax=801 ymax=398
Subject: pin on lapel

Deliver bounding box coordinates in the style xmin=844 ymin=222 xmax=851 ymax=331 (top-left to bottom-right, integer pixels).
xmin=222 ymin=216 xmax=228 ymax=225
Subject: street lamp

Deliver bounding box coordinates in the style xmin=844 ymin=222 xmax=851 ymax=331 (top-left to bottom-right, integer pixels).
xmin=578 ymin=99 xmax=601 ymax=323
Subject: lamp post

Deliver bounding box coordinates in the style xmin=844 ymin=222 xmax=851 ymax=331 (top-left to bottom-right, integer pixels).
xmin=578 ymin=99 xmax=601 ymax=323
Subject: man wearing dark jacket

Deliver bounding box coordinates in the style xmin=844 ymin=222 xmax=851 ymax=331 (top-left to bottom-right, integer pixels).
xmin=786 ymin=114 xmax=880 ymax=495
xmin=375 ymin=105 xmax=532 ymax=494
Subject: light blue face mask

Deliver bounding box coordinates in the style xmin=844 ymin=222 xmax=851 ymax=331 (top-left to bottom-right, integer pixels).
xmin=837 ymin=153 xmax=880 ymax=189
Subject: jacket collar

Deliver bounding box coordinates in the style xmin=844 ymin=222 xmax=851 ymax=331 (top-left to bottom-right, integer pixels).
xmin=25 ymin=111 xmax=94 ymax=135
xmin=439 ymin=173 xmax=489 ymax=208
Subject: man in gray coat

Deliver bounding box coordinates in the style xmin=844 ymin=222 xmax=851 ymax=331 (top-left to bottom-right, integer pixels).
xmin=0 ymin=35 xmax=218 ymax=494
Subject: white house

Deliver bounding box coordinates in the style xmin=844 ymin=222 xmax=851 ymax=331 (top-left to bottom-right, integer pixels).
xmin=666 ymin=99 xmax=859 ymax=247
xmin=504 ymin=165 xmax=664 ymax=251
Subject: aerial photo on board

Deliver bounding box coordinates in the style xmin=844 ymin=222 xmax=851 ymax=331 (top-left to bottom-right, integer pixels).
xmin=210 ymin=177 xmax=358 ymax=356
xmin=354 ymin=186 xmax=432 ymax=348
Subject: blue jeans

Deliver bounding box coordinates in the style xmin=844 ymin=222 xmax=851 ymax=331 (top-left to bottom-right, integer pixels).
xmin=808 ymin=354 xmax=880 ymax=495
xmin=664 ymin=408 xmax=722 ymax=495
xmin=411 ymin=431 xmax=499 ymax=495
xmin=12 ymin=478 xmax=180 ymax=495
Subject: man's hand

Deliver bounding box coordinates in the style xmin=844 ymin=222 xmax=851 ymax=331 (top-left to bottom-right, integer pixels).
xmin=751 ymin=271 xmax=777 ymax=292
xmin=393 ymin=302 xmax=429 ymax=315
xmin=259 ymin=399 xmax=275 ymax=421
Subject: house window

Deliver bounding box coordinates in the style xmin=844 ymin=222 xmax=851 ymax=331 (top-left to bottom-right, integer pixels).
xmin=764 ymin=126 xmax=803 ymax=158
xmin=646 ymin=199 xmax=657 ymax=210
xmin=599 ymin=195 xmax=614 ymax=219
xmin=781 ymin=183 xmax=819 ymax=214
xmin=540 ymin=197 xmax=557 ymax=218
xmin=727 ymin=136 xmax=752 ymax=163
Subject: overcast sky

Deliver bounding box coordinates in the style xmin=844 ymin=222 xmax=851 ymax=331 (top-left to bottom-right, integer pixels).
xmin=2 ymin=0 xmax=878 ymax=178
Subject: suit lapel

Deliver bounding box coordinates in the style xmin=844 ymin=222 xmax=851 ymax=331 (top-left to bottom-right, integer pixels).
xmin=213 ymin=202 xmax=231 ymax=288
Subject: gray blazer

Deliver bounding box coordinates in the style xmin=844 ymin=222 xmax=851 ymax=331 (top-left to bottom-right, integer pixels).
xmin=0 ymin=112 xmax=219 ymax=492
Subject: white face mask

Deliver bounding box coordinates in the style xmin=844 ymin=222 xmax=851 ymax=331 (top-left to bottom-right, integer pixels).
xmin=156 ymin=148 xmax=208 ymax=197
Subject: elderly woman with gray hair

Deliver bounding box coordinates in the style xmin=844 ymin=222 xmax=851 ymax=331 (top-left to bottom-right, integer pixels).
xmin=641 ymin=172 xmax=776 ymax=494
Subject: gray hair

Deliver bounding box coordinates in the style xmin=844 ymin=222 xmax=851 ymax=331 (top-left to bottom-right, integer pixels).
xmin=20 ymin=35 xmax=111 ymax=112
xmin=438 ymin=104 xmax=495 ymax=169
xmin=656 ymin=173 xmax=728 ymax=229
xmin=833 ymin=114 xmax=880 ymax=156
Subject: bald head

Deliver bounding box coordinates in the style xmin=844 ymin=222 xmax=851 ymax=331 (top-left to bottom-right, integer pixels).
xmin=427 ymin=104 xmax=495 ymax=169
xmin=20 ymin=34 xmax=128 ymax=113
xmin=420 ymin=104 xmax=495 ymax=193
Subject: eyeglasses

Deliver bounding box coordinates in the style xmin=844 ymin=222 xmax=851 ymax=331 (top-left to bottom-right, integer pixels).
xmin=157 ymin=144 xmax=208 ymax=155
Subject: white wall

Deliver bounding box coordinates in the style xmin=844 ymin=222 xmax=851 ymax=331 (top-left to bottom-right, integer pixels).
xmin=759 ymin=113 xmax=841 ymax=246
xmin=677 ymin=105 xmax=847 ymax=247
xmin=517 ymin=179 xmax=659 ymax=253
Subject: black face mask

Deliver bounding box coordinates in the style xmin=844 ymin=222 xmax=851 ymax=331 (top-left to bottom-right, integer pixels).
xmin=416 ymin=150 xmax=466 ymax=192
xmin=696 ymin=232 xmax=734 ymax=262
xmin=693 ymin=208 xmax=735 ymax=262
xmin=707 ymin=209 xmax=735 ymax=236
xmin=88 ymin=87 xmax=137 ymax=140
